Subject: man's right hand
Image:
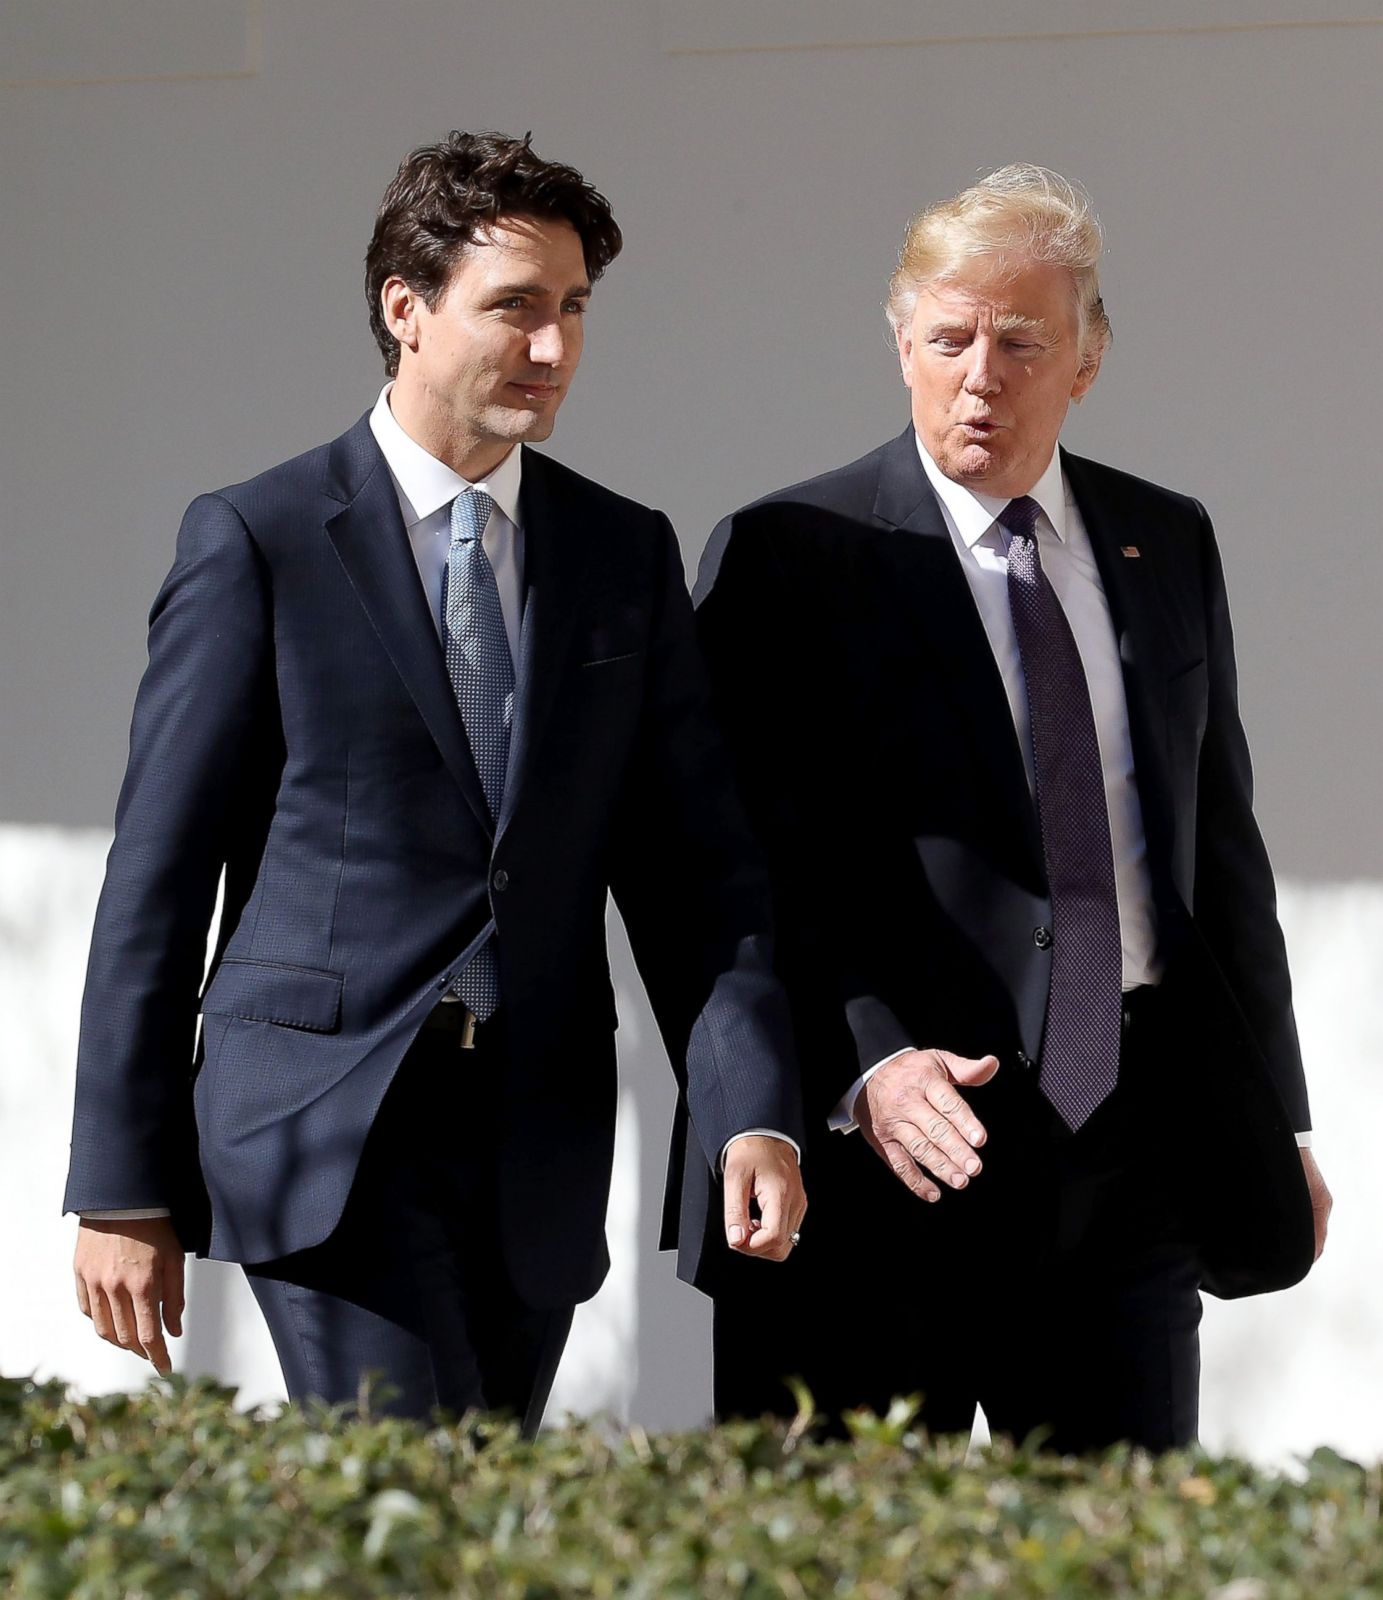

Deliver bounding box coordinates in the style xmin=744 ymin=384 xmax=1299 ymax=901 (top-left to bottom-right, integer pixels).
xmin=856 ymin=1048 xmax=999 ymax=1202
xmin=74 ymin=1217 xmax=186 ymax=1376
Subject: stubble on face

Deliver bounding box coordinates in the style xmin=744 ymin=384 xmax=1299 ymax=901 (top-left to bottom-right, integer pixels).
xmin=392 ymin=215 xmax=591 ymax=480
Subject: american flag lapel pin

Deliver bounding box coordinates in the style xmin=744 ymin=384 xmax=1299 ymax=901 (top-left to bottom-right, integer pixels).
xmin=1120 ymin=544 xmax=1141 ymax=558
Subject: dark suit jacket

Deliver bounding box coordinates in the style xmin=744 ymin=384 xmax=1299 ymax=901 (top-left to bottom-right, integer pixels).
xmin=689 ymin=427 xmax=1314 ymax=1299
xmin=63 ymin=413 xmax=803 ymax=1308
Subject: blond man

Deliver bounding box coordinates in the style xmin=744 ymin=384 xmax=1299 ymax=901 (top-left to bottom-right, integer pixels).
xmin=692 ymin=166 xmax=1329 ymax=1451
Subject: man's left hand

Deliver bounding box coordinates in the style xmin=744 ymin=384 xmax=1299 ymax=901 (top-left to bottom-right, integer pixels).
xmin=1301 ymin=1148 xmax=1332 ymax=1261
xmin=723 ymin=1136 xmax=807 ymax=1263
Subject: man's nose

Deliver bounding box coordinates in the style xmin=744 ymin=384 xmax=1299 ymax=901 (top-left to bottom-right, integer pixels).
xmin=962 ymin=339 xmax=1000 ymax=396
xmin=529 ymin=320 xmax=566 ymax=368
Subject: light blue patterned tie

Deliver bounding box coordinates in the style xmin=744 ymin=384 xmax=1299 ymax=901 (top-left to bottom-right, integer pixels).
xmin=443 ymin=488 xmax=512 ymax=1020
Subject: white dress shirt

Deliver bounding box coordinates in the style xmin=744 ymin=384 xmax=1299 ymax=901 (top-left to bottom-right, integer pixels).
xmin=368 ymin=383 xmax=525 ymax=654
xmin=831 ymin=434 xmax=1309 ymax=1147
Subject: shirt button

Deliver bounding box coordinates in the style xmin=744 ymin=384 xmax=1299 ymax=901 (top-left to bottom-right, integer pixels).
xmin=1033 ymin=925 xmax=1053 ymax=950
xmin=492 ymin=869 xmax=509 ymax=892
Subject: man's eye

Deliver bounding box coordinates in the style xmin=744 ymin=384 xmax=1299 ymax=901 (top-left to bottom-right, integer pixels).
xmin=563 ymin=301 xmax=588 ymax=316
xmin=932 ymin=337 xmax=966 ymax=352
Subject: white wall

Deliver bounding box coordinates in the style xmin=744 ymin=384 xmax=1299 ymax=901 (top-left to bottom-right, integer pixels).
xmin=2 ymin=3 xmax=1380 ymax=1456
xmin=3 ymin=824 xmax=1381 ymax=1461
xmin=2 ymin=2 xmax=1380 ymax=877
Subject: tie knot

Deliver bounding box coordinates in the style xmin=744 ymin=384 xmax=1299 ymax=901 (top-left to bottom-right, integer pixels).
xmin=450 ymin=489 xmax=494 ymax=545
xmin=997 ymin=495 xmax=1042 ymax=549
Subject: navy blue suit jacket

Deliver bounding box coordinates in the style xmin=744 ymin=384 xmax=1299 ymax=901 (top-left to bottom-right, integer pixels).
xmin=63 ymin=414 xmax=803 ymax=1307
xmin=692 ymin=429 xmax=1314 ymax=1299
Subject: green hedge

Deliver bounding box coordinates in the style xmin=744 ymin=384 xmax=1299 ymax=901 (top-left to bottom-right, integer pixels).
xmin=1 ymin=1374 xmax=1379 ymax=1597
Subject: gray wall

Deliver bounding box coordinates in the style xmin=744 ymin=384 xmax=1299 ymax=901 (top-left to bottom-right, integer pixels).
xmin=7 ymin=824 xmax=1383 ymax=1457
xmin=2 ymin=2 xmax=1380 ymax=875
xmin=3 ymin=2 xmax=1380 ymax=1443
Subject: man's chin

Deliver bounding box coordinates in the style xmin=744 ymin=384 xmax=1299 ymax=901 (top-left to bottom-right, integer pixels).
xmin=493 ymin=405 xmax=560 ymax=444
xmin=945 ymin=443 xmax=1006 ymax=484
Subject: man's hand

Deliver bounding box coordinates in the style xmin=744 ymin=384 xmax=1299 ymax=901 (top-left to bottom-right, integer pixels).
xmin=1301 ymin=1148 xmax=1332 ymax=1261
xmin=723 ymin=1136 xmax=807 ymax=1262
xmin=857 ymin=1048 xmax=999 ymax=1202
xmin=74 ymin=1217 xmax=186 ymax=1375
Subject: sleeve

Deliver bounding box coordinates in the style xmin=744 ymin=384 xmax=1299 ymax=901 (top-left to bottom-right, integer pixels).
xmin=693 ymin=513 xmax=916 ymax=1117
xmin=62 ymin=493 xmax=279 ymax=1221
xmin=608 ymin=515 xmax=806 ymax=1173
xmin=1189 ymin=502 xmax=1310 ymax=1132
xmin=720 ymin=1130 xmax=801 ymax=1169
xmin=827 ymin=1047 xmax=916 ymax=1134
xmin=77 ymin=1208 xmax=173 ymax=1221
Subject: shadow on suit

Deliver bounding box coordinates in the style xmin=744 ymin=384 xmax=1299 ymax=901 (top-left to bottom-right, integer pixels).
xmin=687 ymin=429 xmax=1314 ymax=1450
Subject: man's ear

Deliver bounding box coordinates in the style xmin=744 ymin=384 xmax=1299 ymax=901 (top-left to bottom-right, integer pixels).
xmin=1071 ymin=347 xmax=1103 ymax=403
xmin=897 ymin=328 xmax=915 ymax=389
xmin=381 ymin=276 xmax=422 ymax=359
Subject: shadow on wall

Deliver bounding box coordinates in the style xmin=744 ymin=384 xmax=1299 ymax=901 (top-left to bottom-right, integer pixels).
xmin=1 ymin=824 xmax=1379 ymax=1460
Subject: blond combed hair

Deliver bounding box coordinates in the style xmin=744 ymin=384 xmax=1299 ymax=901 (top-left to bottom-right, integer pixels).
xmin=886 ymin=164 xmax=1111 ymax=370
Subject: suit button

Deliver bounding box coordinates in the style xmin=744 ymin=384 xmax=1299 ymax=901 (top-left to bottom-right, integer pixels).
xmin=492 ymin=869 xmax=509 ymax=892
xmin=1016 ymin=1050 xmax=1035 ymax=1071
xmin=1033 ymin=925 xmax=1053 ymax=950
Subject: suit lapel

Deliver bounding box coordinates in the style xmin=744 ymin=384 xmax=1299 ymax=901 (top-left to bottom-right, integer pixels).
xmin=872 ymin=429 xmax=1043 ymax=862
xmin=1061 ymin=449 xmax=1178 ymax=868
xmin=495 ymin=447 xmax=592 ymax=847
xmin=322 ymin=415 xmax=494 ymax=839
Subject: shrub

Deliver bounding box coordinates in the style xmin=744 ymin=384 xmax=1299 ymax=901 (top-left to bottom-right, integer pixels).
xmin=0 ymin=1374 xmax=1379 ymax=1597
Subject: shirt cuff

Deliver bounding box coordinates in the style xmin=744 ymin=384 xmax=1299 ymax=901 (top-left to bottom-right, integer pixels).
xmin=1295 ymin=1130 xmax=1312 ymax=1149
xmin=827 ymin=1047 xmax=915 ymax=1134
xmin=77 ymin=1208 xmax=173 ymax=1221
xmin=719 ymin=1129 xmax=801 ymax=1172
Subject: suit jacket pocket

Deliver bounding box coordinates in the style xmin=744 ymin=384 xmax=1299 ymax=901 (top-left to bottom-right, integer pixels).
xmin=1166 ymin=658 xmax=1209 ymax=741
xmin=1167 ymin=657 xmax=1207 ymax=687
xmin=201 ymin=958 xmax=343 ymax=1033
xmin=579 ymin=651 xmax=643 ymax=671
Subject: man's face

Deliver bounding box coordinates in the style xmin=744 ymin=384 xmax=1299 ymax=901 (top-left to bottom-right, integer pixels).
xmin=393 ymin=213 xmax=590 ymax=467
xmin=898 ymin=255 xmax=1100 ymax=498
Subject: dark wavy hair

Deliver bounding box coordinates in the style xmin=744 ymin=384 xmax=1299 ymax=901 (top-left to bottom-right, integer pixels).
xmin=365 ymin=130 xmax=623 ymax=375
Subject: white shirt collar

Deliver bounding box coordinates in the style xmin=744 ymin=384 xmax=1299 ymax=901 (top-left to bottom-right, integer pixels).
xmin=913 ymin=432 xmax=1067 ymax=548
xmin=369 ymin=383 xmax=524 ymax=529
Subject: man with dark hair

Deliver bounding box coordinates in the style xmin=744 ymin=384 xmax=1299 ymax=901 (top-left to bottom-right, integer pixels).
xmin=363 ymin=131 xmax=624 ymax=379
xmin=65 ymin=130 xmax=806 ymax=1432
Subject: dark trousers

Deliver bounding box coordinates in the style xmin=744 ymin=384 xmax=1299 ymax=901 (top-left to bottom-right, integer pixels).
xmin=244 ymin=1017 xmax=572 ymax=1436
xmin=713 ymin=988 xmax=1202 ymax=1454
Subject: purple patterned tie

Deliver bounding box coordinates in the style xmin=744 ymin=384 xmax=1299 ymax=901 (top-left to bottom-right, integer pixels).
xmin=999 ymin=496 xmax=1122 ymax=1131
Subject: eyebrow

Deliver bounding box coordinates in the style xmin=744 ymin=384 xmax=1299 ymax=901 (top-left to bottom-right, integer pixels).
xmin=491 ymin=281 xmax=592 ymax=300
xmin=992 ymin=312 xmax=1050 ymax=336
xmin=923 ymin=313 xmax=1049 ymax=338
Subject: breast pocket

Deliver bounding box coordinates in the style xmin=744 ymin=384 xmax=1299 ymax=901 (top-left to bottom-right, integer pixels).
xmin=1165 ymin=658 xmax=1209 ymax=777
xmin=1166 ymin=659 xmax=1208 ymax=727
xmin=579 ymin=650 xmax=643 ymax=671
xmin=577 ymin=651 xmax=645 ymax=696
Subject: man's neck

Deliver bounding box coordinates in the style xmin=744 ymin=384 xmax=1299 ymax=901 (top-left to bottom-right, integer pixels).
xmin=388 ymin=382 xmax=513 ymax=483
